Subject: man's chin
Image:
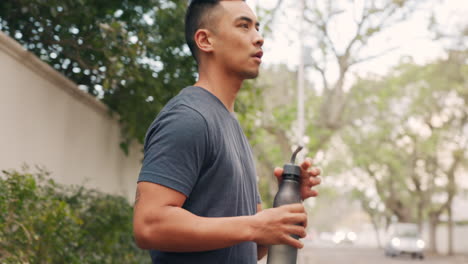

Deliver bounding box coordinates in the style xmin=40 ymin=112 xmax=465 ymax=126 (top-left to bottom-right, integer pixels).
xmin=241 ymin=70 xmax=259 ymax=79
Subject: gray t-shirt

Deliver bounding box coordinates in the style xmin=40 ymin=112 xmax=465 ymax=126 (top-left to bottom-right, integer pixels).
xmin=138 ymin=86 xmax=261 ymax=264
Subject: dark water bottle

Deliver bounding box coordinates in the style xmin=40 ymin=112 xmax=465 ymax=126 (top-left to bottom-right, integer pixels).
xmin=266 ymin=146 xmax=303 ymax=264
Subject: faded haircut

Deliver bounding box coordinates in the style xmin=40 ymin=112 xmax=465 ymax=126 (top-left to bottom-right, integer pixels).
xmin=185 ymin=0 xmax=245 ymax=63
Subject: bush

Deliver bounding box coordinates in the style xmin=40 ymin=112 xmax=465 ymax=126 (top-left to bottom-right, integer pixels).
xmin=0 ymin=167 xmax=149 ymax=264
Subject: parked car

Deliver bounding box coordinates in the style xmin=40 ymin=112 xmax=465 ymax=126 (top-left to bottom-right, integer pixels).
xmin=384 ymin=223 xmax=425 ymax=259
xmin=332 ymin=230 xmax=357 ymax=245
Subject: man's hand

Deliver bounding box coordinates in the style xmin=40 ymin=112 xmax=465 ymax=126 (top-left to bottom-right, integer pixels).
xmin=251 ymin=203 xmax=307 ymax=249
xmin=274 ymin=158 xmax=321 ymax=200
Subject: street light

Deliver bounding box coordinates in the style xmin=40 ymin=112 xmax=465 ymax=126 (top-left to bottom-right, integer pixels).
xmin=297 ymin=0 xmax=313 ymax=160
xmin=297 ymin=0 xmax=305 ymax=151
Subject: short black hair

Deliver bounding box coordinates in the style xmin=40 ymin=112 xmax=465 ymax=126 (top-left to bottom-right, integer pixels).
xmin=185 ymin=0 xmax=221 ymax=63
xmin=185 ymin=0 xmax=245 ymax=63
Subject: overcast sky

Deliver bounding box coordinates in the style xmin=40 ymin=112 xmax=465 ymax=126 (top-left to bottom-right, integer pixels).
xmin=247 ymin=0 xmax=467 ymax=86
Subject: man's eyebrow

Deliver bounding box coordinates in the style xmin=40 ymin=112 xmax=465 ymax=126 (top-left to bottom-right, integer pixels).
xmin=235 ymin=16 xmax=260 ymax=27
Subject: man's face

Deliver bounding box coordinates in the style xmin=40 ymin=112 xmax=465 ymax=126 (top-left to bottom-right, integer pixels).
xmin=211 ymin=1 xmax=264 ymax=79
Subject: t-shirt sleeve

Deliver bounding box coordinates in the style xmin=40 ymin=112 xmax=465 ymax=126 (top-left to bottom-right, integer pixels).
xmin=256 ymin=188 xmax=262 ymax=205
xmin=138 ymin=105 xmax=209 ymax=197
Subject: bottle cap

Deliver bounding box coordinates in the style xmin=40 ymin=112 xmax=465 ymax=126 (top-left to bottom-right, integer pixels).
xmin=282 ymin=146 xmax=303 ymax=180
xmin=283 ymin=164 xmax=301 ymax=178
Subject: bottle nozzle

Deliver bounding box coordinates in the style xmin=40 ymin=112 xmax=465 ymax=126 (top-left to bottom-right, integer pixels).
xmin=290 ymin=146 xmax=303 ymax=164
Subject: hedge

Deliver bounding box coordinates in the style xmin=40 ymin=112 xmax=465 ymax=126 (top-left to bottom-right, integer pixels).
xmin=0 ymin=167 xmax=149 ymax=263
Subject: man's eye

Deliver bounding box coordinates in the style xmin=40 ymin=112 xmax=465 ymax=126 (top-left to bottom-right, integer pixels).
xmin=241 ymin=23 xmax=249 ymax=29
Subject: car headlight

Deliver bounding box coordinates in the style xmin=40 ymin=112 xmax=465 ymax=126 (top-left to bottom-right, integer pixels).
xmin=417 ymin=239 xmax=425 ymax=249
xmin=332 ymin=236 xmax=341 ymax=244
xmin=391 ymin=237 xmax=401 ymax=247
xmin=347 ymin=232 xmax=357 ymax=241
xmin=333 ymin=231 xmax=345 ymax=244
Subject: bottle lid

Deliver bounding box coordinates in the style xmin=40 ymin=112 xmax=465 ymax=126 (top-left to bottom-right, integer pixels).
xmin=283 ymin=163 xmax=301 ymax=178
xmin=282 ymin=146 xmax=303 ymax=180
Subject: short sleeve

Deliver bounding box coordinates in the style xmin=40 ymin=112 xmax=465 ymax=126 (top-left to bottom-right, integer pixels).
xmin=138 ymin=105 xmax=209 ymax=197
xmin=256 ymin=189 xmax=262 ymax=205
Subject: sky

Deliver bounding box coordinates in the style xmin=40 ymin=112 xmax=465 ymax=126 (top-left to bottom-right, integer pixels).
xmin=246 ymin=0 xmax=468 ymax=88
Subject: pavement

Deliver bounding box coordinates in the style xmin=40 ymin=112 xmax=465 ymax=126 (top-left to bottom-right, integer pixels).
xmin=258 ymin=245 xmax=468 ymax=264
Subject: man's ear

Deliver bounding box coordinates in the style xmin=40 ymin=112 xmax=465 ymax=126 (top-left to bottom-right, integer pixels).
xmin=194 ymin=29 xmax=214 ymax=54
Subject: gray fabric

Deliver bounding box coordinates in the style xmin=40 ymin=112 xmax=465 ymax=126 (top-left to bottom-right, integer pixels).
xmin=138 ymin=86 xmax=261 ymax=264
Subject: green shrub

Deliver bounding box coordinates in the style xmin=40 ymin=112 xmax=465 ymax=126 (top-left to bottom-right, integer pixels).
xmin=0 ymin=167 xmax=149 ymax=264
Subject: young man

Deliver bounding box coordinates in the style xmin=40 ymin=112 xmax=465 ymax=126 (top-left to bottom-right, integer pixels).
xmin=133 ymin=0 xmax=321 ymax=263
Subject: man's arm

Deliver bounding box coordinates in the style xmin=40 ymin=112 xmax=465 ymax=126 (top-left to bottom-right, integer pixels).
xmin=133 ymin=182 xmax=307 ymax=252
xmin=256 ymin=203 xmax=268 ymax=260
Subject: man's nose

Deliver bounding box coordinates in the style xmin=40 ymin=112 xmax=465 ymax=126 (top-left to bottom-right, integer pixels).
xmin=254 ymin=31 xmax=264 ymax=47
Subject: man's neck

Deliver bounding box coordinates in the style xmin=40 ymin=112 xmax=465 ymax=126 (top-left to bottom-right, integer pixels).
xmin=194 ymin=64 xmax=243 ymax=112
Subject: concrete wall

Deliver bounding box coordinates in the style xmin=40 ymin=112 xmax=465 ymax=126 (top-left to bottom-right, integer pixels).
xmin=0 ymin=32 xmax=142 ymax=202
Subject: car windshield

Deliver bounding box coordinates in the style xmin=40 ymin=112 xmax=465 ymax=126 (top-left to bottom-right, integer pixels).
xmin=394 ymin=225 xmax=419 ymax=237
xmin=396 ymin=230 xmax=419 ymax=237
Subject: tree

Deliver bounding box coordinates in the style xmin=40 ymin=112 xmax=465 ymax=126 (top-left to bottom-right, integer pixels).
xmin=301 ymin=0 xmax=423 ymax=132
xmin=429 ymin=16 xmax=468 ymax=255
xmin=0 ymin=0 xmax=197 ymax=152
xmin=252 ymin=64 xmax=319 ymax=201
xmin=333 ymin=54 xmax=468 ymax=253
xmin=254 ymin=0 xmax=422 ymax=156
xmin=248 ymin=1 xmax=425 ymax=201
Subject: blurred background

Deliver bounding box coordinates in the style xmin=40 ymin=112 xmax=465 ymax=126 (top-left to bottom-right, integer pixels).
xmin=0 ymin=0 xmax=467 ymax=263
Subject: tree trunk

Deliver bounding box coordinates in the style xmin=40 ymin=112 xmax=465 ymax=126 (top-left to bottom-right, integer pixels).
xmin=447 ymin=205 xmax=454 ymax=256
xmin=417 ymin=201 xmax=423 ymax=233
xmin=428 ymin=213 xmax=439 ymax=254
xmin=446 ymin=147 xmax=461 ymax=256
xmin=371 ymin=217 xmax=382 ymax=248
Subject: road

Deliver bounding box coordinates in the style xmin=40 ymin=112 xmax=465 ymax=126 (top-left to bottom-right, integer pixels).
xmin=259 ymin=245 xmax=468 ymax=264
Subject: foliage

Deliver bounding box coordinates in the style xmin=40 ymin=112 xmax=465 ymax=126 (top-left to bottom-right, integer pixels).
xmin=246 ymin=0 xmax=424 ymax=204
xmin=325 ymin=51 xmax=468 ymax=252
xmin=235 ymin=79 xmax=265 ymax=142
xmin=0 ymin=0 xmax=197 ymax=152
xmin=300 ymin=0 xmax=424 ymax=131
xmin=0 ymin=168 xmax=149 ymax=264
xmin=0 ymin=0 xmax=274 ymax=208
xmin=257 ymin=0 xmax=426 ymax=161
xmin=247 ymin=64 xmax=330 ymax=205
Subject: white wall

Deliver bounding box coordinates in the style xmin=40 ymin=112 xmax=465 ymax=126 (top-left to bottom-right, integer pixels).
xmin=0 ymin=32 xmax=142 ymax=202
xmin=430 ymin=224 xmax=468 ymax=255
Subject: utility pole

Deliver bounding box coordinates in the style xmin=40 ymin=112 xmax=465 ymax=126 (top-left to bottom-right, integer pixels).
xmin=297 ymin=0 xmax=305 ymax=151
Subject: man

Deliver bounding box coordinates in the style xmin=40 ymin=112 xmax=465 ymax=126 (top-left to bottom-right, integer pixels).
xmin=133 ymin=0 xmax=321 ymax=263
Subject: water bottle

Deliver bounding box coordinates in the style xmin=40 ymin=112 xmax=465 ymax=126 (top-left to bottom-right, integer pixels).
xmin=266 ymin=146 xmax=304 ymax=264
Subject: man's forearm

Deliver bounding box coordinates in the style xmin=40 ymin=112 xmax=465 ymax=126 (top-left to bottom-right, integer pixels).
xmin=135 ymin=205 xmax=256 ymax=252
xmin=257 ymin=244 xmax=268 ymax=260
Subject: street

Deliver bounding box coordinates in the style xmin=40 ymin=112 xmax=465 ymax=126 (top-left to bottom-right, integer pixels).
xmin=259 ymin=245 xmax=468 ymax=264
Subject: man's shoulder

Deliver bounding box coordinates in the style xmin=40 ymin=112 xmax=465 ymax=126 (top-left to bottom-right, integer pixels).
xmin=162 ymin=86 xmax=226 ymax=122
xmin=153 ymin=103 xmax=207 ymax=133
xmin=143 ymin=96 xmax=210 ymax=151
xmin=144 ymin=86 xmax=228 ymax=145
xmin=146 ymin=87 xmax=218 ymax=137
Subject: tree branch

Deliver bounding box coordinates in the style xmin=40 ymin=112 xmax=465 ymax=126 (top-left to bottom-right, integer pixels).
xmin=262 ymin=125 xmax=292 ymax=156
xmin=260 ymin=0 xmax=284 ymax=35
xmin=311 ymin=63 xmax=328 ymax=90
xmin=350 ymin=47 xmax=399 ymax=66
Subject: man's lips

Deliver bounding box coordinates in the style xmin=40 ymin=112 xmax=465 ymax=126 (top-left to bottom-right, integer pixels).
xmin=252 ymin=51 xmax=263 ymax=63
xmin=253 ymin=51 xmax=263 ymax=59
